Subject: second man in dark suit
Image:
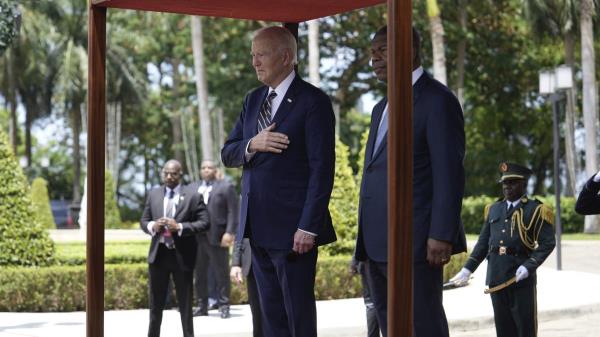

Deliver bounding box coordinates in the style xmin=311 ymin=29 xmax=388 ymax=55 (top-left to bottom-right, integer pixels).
xmin=575 ymin=169 xmax=600 ymax=215
xmin=354 ymin=26 xmax=466 ymax=337
xmin=190 ymin=159 xmax=239 ymax=318
xmin=140 ymin=159 xmax=209 ymax=337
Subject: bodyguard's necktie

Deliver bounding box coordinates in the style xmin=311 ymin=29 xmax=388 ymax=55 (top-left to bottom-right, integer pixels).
xmin=508 ymin=203 xmax=514 ymax=213
xmin=372 ymin=108 xmax=388 ymax=158
xmin=163 ymin=190 xmax=175 ymax=249
xmin=258 ymin=91 xmax=277 ymax=132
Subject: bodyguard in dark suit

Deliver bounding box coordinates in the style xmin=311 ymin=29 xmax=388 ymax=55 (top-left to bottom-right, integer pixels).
xmin=140 ymin=159 xmax=210 ymax=337
xmin=575 ymin=171 xmax=600 ymax=215
xmin=189 ymin=160 xmax=239 ymax=318
xmin=231 ymin=238 xmax=263 ymax=337
xmin=221 ymin=26 xmax=336 ymax=337
xmin=354 ymin=26 xmax=466 ymax=337
xmin=451 ymin=163 xmax=556 ymax=337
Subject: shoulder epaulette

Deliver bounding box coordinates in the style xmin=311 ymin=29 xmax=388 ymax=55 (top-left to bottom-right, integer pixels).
xmin=539 ymin=203 xmax=554 ymax=225
xmin=483 ymin=204 xmax=492 ymax=220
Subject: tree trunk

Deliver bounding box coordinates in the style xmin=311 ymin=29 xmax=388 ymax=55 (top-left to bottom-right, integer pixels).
xmin=170 ymin=59 xmax=184 ymax=165
xmin=72 ymin=104 xmax=82 ymax=204
xmin=191 ymin=16 xmax=214 ymax=161
xmin=427 ymin=0 xmax=447 ymax=85
xmin=563 ymin=31 xmax=578 ymax=197
xmin=24 ymin=107 xmax=32 ymax=169
xmin=454 ymin=2 xmax=467 ymax=106
xmin=308 ymin=20 xmax=320 ymax=87
xmin=581 ymin=0 xmax=600 ymax=233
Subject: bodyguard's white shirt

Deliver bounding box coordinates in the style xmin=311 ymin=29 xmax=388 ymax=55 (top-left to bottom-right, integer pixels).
xmin=377 ymin=66 xmax=424 ymax=142
xmin=147 ymin=184 xmax=183 ymax=237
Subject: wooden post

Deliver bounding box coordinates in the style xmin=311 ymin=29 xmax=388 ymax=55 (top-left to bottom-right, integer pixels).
xmin=87 ymin=4 xmax=106 ymax=337
xmin=387 ymin=0 xmax=413 ymax=336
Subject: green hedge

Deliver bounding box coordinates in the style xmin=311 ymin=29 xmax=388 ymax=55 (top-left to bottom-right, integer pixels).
xmin=461 ymin=195 xmax=583 ymax=234
xmin=0 ymin=253 xmax=466 ymax=312
xmin=55 ymin=241 xmax=149 ymax=265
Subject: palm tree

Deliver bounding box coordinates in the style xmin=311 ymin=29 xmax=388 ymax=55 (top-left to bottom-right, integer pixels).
xmin=426 ymin=0 xmax=447 ymax=85
xmin=580 ymin=0 xmax=599 ymax=233
xmin=523 ymin=0 xmax=580 ymax=197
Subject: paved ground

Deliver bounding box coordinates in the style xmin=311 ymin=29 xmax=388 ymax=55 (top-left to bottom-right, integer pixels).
xmin=0 ymin=231 xmax=596 ymax=336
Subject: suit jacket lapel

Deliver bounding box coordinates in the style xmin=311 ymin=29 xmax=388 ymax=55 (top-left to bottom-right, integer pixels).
xmin=173 ymin=191 xmax=186 ymax=219
xmin=248 ymin=86 xmax=270 ymax=137
xmin=366 ymin=97 xmax=388 ymax=167
xmin=153 ymin=187 xmax=166 ymax=219
xmin=270 ymin=76 xmax=300 ymax=127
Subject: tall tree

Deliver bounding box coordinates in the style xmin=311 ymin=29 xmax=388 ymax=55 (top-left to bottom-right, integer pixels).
xmin=581 ymin=0 xmax=599 ymax=233
xmin=308 ymin=20 xmax=321 ymax=87
xmin=427 ymin=0 xmax=448 ymax=84
xmin=523 ymin=0 xmax=580 ymax=197
xmin=191 ymin=16 xmax=214 ymax=161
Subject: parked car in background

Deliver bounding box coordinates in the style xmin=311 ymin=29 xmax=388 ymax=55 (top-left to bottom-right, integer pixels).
xmin=50 ymin=200 xmax=74 ymax=229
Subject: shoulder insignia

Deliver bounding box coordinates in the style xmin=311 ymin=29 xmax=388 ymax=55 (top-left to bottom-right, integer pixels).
xmin=520 ymin=196 xmax=528 ymax=204
xmin=539 ymin=204 xmax=554 ymax=225
xmin=484 ymin=204 xmax=492 ymax=220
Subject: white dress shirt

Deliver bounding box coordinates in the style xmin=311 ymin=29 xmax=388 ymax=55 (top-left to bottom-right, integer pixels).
xmin=147 ymin=184 xmax=183 ymax=237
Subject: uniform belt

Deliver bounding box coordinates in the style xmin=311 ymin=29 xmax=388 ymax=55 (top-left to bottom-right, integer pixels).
xmin=489 ymin=245 xmax=528 ymax=257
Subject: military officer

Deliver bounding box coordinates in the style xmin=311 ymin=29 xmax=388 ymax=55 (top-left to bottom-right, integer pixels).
xmin=450 ymin=162 xmax=556 ymax=337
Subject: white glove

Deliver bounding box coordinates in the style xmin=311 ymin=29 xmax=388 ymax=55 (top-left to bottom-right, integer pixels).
xmin=515 ymin=265 xmax=529 ymax=282
xmin=449 ymin=268 xmax=472 ymax=286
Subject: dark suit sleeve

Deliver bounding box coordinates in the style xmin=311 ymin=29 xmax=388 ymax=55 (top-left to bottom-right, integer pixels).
xmin=464 ymin=213 xmax=491 ymax=273
xmin=140 ymin=191 xmax=154 ymax=235
xmin=225 ymin=182 xmax=239 ymax=234
xmin=297 ymin=92 xmax=336 ymax=235
xmin=231 ymin=240 xmax=243 ymax=267
xmin=221 ymin=93 xmax=253 ymax=168
xmin=179 ymin=193 xmax=210 ymax=236
xmin=575 ymin=175 xmax=600 ymax=215
xmin=426 ymin=91 xmax=465 ymax=243
xmin=522 ymin=218 xmax=555 ymax=272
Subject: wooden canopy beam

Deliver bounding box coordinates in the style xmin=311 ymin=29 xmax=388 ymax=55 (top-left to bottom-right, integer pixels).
xmin=86 ymin=1 xmax=413 ymax=336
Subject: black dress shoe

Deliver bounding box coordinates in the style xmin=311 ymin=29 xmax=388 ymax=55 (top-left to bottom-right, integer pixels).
xmin=219 ymin=306 xmax=230 ymax=319
xmin=193 ymin=307 xmax=208 ymax=317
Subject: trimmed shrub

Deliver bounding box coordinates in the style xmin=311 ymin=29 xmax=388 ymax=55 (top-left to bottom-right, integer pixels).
xmin=461 ymin=195 xmax=497 ymax=234
xmin=0 ymin=129 xmax=54 ymax=266
xmin=55 ymin=241 xmax=149 ymax=266
xmin=324 ymin=138 xmax=359 ymax=256
xmin=105 ymin=170 xmax=122 ymax=229
xmin=0 ymin=252 xmax=467 ymax=311
xmin=30 ymin=177 xmax=55 ymax=229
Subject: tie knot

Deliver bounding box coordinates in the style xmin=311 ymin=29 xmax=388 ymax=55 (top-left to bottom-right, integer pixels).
xmin=168 ymin=190 xmax=174 ymax=199
xmin=267 ymin=91 xmax=277 ymax=101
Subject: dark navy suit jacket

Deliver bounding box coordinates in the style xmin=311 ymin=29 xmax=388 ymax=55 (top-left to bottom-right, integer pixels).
xmin=356 ymin=72 xmax=467 ymax=263
xmin=575 ymin=175 xmax=600 ymax=215
xmin=221 ymin=75 xmax=336 ymax=249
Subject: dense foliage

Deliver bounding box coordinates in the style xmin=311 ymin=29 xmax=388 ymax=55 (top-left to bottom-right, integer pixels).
xmin=0 ymin=129 xmax=54 ymax=266
xmin=30 ymin=177 xmax=55 ymax=229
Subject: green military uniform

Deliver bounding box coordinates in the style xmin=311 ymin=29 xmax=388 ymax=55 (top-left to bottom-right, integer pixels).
xmin=464 ymin=163 xmax=556 ymax=337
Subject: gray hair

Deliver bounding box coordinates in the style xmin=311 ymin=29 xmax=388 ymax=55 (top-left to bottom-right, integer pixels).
xmin=254 ymin=26 xmax=298 ymax=65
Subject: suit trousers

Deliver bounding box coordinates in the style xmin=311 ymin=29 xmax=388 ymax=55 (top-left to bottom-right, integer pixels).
xmin=359 ymin=262 xmax=380 ymax=337
xmin=148 ymin=244 xmax=194 ymax=337
xmin=194 ymin=234 xmax=231 ymax=308
xmin=490 ymin=280 xmax=537 ymax=337
xmin=247 ymin=266 xmax=264 ymax=337
xmin=366 ymin=259 xmax=449 ymax=337
xmin=250 ymin=243 xmax=318 ymax=337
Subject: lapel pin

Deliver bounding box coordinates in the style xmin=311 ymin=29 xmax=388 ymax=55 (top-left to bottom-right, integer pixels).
xmin=287 ymin=98 xmax=292 ymax=103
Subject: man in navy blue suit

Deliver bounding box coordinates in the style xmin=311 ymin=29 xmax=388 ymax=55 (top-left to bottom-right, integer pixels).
xmin=354 ymin=26 xmax=467 ymax=337
xmin=221 ymin=26 xmax=336 ymax=337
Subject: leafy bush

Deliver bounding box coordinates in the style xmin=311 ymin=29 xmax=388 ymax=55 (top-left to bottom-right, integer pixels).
xmin=0 ymin=248 xmax=467 ymax=311
xmin=461 ymin=195 xmax=583 ymax=234
xmin=30 ymin=177 xmax=55 ymax=229
xmin=55 ymin=241 xmax=149 ymax=266
xmin=324 ymin=138 xmax=359 ymax=256
xmin=0 ymin=129 xmax=54 ymax=266
xmin=105 ymin=170 xmax=122 ymax=229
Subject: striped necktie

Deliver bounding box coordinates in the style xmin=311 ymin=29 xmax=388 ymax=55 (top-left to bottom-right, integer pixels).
xmin=162 ymin=190 xmax=175 ymax=249
xmin=258 ymin=91 xmax=277 ymax=132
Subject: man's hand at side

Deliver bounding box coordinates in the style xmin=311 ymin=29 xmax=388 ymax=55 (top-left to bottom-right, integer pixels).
xmin=292 ymin=230 xmax=315 ymax=254
xmin=427 ymin=238 xmax=452 ymax=267
xmin=248 ymin=124 xmax=289 ymax=154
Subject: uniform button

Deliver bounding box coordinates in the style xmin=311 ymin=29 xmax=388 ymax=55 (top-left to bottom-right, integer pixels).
xmin=502 ymin=229 xmax=506 ymax=233
xmin=505 ymin=219 xmax=508 ymax=222
xmin=500 ymin=240 xmax=504 ymax=244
